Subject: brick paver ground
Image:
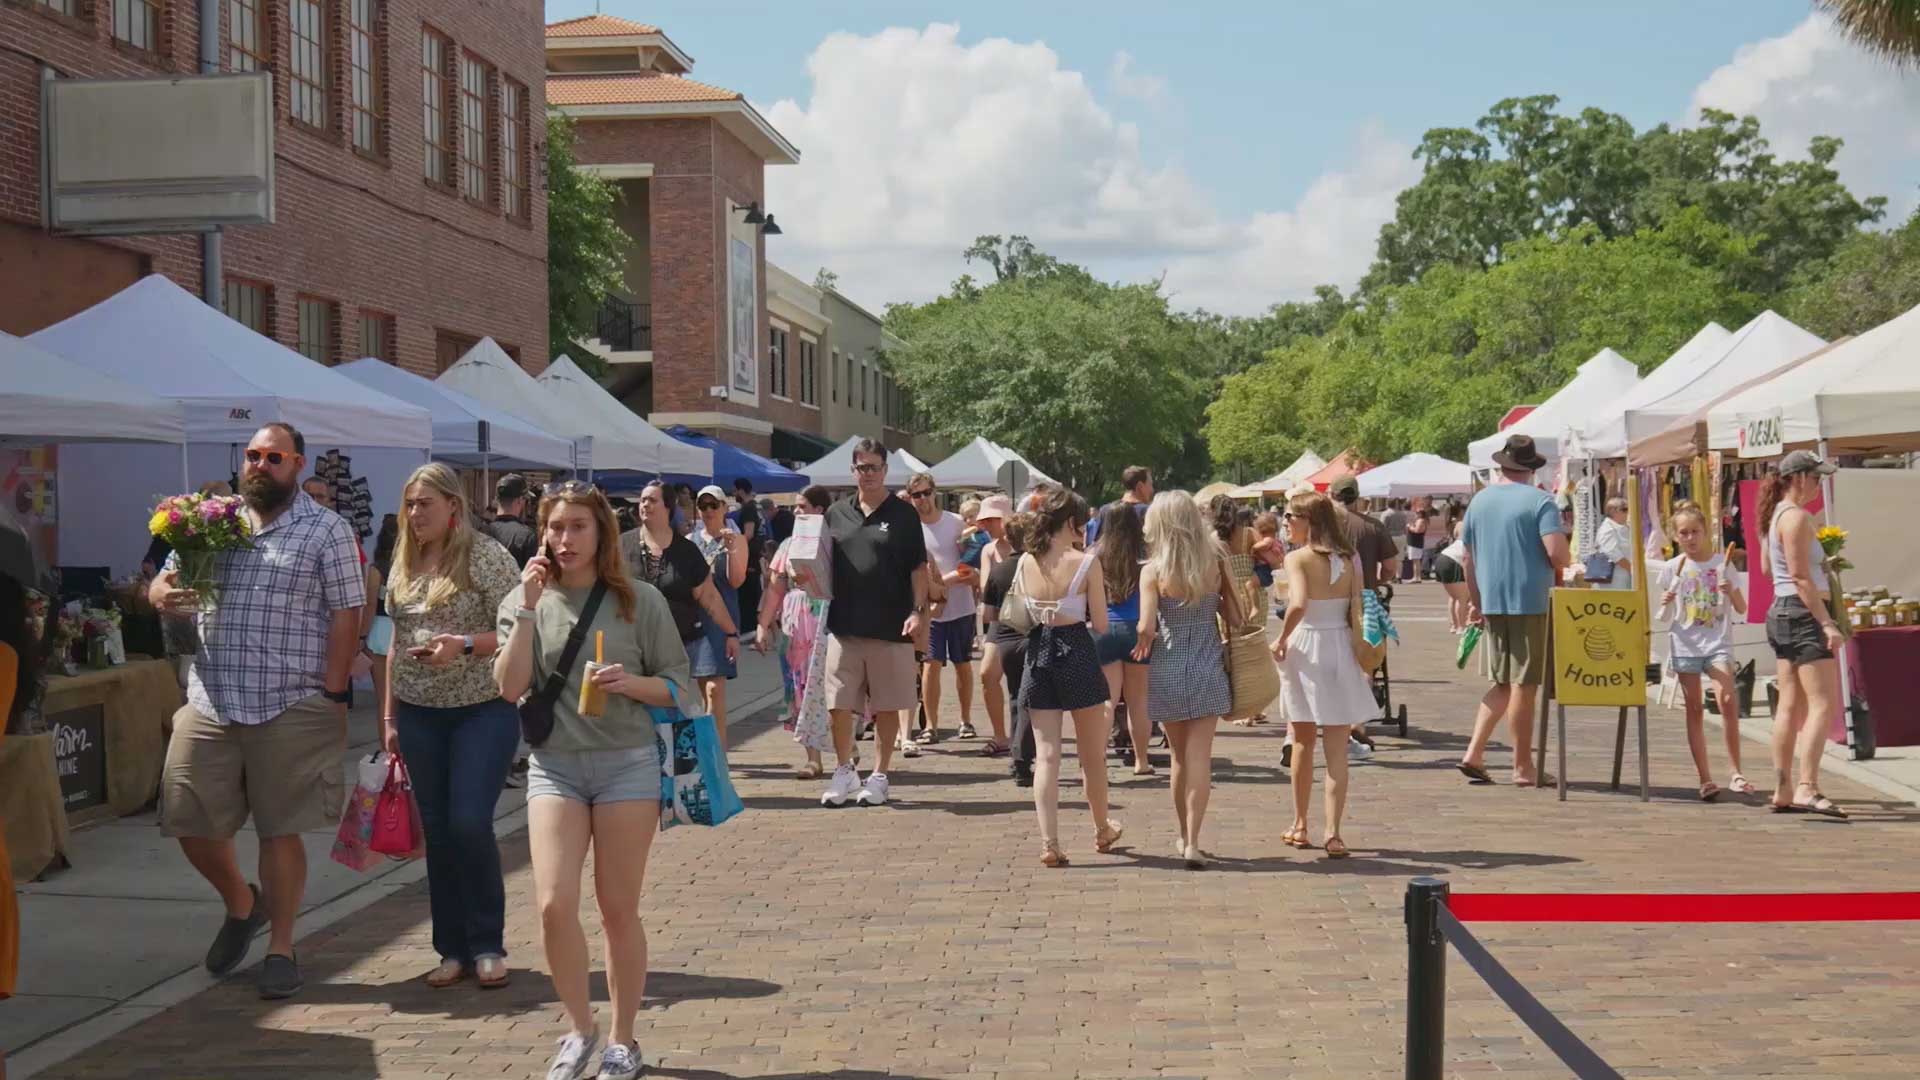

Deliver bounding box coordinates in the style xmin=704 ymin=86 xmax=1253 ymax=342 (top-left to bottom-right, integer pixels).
xmin=36 ymin=587 xmax=1920 ymax=1078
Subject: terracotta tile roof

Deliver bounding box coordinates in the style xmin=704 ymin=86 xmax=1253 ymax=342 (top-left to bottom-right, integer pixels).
xmin=547 ymin=72 xmax=740 ymax=106
xmin=545 ymin=15 xmax=661 ymax=38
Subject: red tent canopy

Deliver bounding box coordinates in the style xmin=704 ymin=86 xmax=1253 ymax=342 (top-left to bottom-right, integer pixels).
xmin=1303 ymin=448 xmax=1372 ymax=491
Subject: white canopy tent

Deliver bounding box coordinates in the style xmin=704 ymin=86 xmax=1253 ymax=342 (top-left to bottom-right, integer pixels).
xmin=535 ymin=355 xmax=711 ymax=482
xmin=335 ymin=357 xmax=575 ymax=471
xmin=800 ymin=436 xmax=931 ymax=488
xmin=928 ymin=436 xmax=1060 ymax=490
xmin=1232 ymin=450 xmax=1326 ymax=498
xmin=1356 ymin=453 xmax=1473 ymax=499
xmin=30 ymin=276 xmax=433 ymax=574
xmin=1707 ymin=301 xmax=1920 ymax=456
xmin=30 ymin=275 xmax=431 ymax=448
xmin=1567 ymin=323 xmax=1730 ymax=459
xmin=1468 ymin=348 xmax=1640 ymax=469
xmin=436 ymin=338 xmax=590 ymax=472
xmin=0 ymin=330 xmax=187 ymax=447
xmin=1623 ymin=312 xmax=1826 ymax=466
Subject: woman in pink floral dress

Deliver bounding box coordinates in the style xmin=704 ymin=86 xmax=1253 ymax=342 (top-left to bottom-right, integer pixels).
xmin=756 ymin=486 xmax=835 ymax=778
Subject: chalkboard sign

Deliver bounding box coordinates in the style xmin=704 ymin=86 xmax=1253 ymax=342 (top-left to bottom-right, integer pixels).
xmin=51 ymin=703 xmax=108 ymax=814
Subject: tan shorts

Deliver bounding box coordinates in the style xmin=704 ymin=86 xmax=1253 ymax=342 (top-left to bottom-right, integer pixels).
xmin=1485 ymin=614 xmax=1549 ymax=687
xmin=161 ymin=695 xmax=347 ymax=840
xmin=825 ymin=635 xmax=918 ymax=714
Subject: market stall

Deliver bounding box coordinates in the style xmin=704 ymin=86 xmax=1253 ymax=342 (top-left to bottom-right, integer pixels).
xmin=1609 ymin=312 xmax=1824 ymax=467
xmin=437 ymin=338 xmax=595 ymax=473
xmin=1566 ymin=322 xmax=1730 ymax=459
xmin=1301 ymin=448 xmax=1372 ymax=492
xmin=536 ymin=354 xmax=711 ymax=488
xmin=335 ymin=357 xmax=576 ymax=473
xmin=1355 ymin=453 xmax=1472 ymax=500
xmin=1231 ymin=450 xmax=1327 ymax=499
xmin=1467 ymin=348 xmax=1640 ymax=470
xmin=799 ymin=435 xmax=931 ymax=488
xmin=928 ymin=436 xmax=1059 ymax=491
xmin=664 ymin=426 xmax=805 ymax=493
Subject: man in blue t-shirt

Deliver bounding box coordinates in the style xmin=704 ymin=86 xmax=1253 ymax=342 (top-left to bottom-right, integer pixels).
xmin=1084 ymin=465 xmax=1153 ymax=545
xmin=1459 ymin=435 xmax=1569 ymax=786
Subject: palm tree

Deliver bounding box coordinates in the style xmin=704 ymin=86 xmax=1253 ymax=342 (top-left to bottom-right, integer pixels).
xmin=1818 ymin=1 xmax=1920 ymax=66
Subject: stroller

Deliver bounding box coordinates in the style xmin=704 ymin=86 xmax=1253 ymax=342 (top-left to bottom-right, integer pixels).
xmin=1368 ymin=583 xmax=1409 ymax=737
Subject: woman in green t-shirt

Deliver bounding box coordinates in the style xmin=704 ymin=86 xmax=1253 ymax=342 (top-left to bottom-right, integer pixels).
xmin=494 ymin=482 xmax=691 ymax=1080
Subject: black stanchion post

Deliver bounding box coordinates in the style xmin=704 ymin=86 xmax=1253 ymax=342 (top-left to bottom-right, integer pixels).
xmin=1405 ymin=876 xmax=1450 ymax=1080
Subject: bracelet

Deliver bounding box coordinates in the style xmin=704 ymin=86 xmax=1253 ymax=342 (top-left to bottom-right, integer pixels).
xmin=725 ymin=631 xmax=739 ymax=638
xmin=514 ymin=606 xmax=537 ymax=620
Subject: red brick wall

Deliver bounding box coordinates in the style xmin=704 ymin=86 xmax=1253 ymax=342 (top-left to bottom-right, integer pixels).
xmin=0 ymin=0 xmax=548 ymax=376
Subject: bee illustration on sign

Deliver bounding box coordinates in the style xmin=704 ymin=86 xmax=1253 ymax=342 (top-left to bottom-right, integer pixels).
xmin=1581 ymin=624 xmax=1620 ymax=663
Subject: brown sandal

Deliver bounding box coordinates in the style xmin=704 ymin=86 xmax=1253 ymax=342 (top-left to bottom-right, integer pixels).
xmin=1323 ymin=836 xmax=1351 ymax=860
xmin=475 ymin=955 xmax=510 ymax=989
xmin=1281 ymin=827 xmax=1311 ymax=849
xmin=1095 ymin=822 xmax=1125 ymax=853
xmin=424 ymin=960 xmax=468 ymax=988
xmin=1040 ymin=841 xmax=1069 ymax=867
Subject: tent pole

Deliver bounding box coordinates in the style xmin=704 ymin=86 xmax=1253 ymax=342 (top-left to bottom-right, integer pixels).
xmin=1819 ymin=438 xmax=1854 ymax=749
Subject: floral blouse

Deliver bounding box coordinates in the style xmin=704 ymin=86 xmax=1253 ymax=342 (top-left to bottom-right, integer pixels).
xmin=387 ymin=536 xmax=520 ymax=709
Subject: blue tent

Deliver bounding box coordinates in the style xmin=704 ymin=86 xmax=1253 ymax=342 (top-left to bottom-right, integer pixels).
xmin=664 ymin=426 xmax=807 ymax=493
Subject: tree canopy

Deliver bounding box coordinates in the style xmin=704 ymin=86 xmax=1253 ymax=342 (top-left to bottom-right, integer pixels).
xmin=547 ymin=114 xmax=629 ymax=373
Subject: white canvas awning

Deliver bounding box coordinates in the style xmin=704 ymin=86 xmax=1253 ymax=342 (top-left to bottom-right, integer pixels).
xmin=1233 ymin=450 xmax=1327 ymax=497
xmin=0 ymin=330 xmax=186 ymax=446
xmin=535 ymin=355 xmax=711 ymax=480
xmin=800 ymin=435 xmax=931 ymax=488
xmin=1707 ymin=301 xmax=1920 ymax=455
xmin=29 ymin=275 xmax=431 ymax=449
xmin=1356 ymin=453 xmax=1473 ymax=499
xmin=928 ymin=436 xmax=1059 ymax=490
xmin=1468 ymin=348 xmax=1639 ymax=469
xmin=436 ymin=339 xmax=592 ymax=472
xmin=1567 ymin=323 xmax=1730 ymax=459
xmin=336 ymin=358 xmax=575 ymax=471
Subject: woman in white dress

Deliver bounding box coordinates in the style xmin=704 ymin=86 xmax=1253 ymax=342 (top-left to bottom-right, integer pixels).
xmin=1270 ymin=491 xmax=1378 ymax=859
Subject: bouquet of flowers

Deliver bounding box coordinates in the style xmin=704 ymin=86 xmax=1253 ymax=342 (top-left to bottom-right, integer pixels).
xmin=149 ymin=492 xmax=253 ymax=611
xmin=81 ymin=606 xmax=125 ymax=667
xmin=1817 ymin=526 xmax=1853 ymax=640
xmin=48 ymin=608 xmax=84 ymax=675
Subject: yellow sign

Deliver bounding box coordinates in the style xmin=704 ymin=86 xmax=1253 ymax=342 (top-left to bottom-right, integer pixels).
xmin=1551 ymin=588 xmax=1647 ymax=707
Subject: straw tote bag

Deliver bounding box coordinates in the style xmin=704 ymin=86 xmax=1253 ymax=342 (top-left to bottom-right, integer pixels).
xmin=1220 ymin=554 xmax=1279 ymax=720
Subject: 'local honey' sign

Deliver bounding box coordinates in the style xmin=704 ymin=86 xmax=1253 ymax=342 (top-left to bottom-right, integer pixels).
xmin=1551 ymin=588 xmax=1647 ymax=707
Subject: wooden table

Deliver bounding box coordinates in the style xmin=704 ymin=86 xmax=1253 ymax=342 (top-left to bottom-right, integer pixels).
xmin=39 ymin=657 xmax=182 ymax=824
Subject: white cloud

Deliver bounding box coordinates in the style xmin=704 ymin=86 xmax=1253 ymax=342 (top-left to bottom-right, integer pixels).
xmin=761 ymin=24 xmax=1410 ymax=315
xmin=1109 ymin=50 xmax=1168 ymax=107
xmin=1690 ymin=14 xmax=1920 ymax=220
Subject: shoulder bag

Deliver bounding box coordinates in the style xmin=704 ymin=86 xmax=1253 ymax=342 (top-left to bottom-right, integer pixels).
xmin=999 ymin=557 xmax=1037 ymax=635
xmin=1348 ymin=556 xmax=1389 ymax=674
xmin=517 ymin=581 xmax=606 ymax=747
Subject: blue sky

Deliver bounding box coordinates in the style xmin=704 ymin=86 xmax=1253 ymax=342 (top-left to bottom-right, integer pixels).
xmin=545 ymin=2 xmax=1920 ymax=313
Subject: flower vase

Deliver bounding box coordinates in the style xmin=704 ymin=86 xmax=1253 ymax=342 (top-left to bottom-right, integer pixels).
xmin=177 ymin=550 xmax=222 ymax=612
xmin=86 ymin=637 xmax=110 ymax=669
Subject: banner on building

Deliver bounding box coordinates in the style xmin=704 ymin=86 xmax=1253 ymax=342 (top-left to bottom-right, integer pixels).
xmin=729 ymin=236 xmax=757 ymax=399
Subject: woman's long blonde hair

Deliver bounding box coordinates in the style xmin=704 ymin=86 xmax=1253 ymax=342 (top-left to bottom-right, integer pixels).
xmin=388 ymin=463 xmax=478 ymax=611
xmin=1144 ymin=490 xmax=1218 ymax=600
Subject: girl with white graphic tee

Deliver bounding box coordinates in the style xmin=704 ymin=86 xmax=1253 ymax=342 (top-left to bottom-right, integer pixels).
xmin=1656 ymin=504 xmax=1752 ymax=802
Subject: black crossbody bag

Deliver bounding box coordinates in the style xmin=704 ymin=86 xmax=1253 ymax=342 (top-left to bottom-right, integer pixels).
xmin=517 ymin=582 xmax=607 ymax=747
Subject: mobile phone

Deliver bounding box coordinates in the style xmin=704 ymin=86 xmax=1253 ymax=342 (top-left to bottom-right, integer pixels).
xmin=407 ymin=645 xmax=433 ymax=658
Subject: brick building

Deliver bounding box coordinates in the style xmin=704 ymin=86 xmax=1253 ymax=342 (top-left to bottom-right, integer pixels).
xmin=0 ymin=0 xmax=548 ymax=375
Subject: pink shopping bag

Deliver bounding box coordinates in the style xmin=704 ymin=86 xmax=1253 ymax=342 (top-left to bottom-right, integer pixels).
xmin=329 ymin=753 xmax=388 ymax=872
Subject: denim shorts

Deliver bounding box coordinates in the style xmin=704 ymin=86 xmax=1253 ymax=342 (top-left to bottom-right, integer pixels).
xmin=1767 ymin=596 xmax=1833 ymax=666
xmin=527 ymin=743 xmax=662 ymax=806
xmin=1094 ymin=620 xmax=1146 ymax=666
xmin=1670 ymin=653 xmax=1733 ymax=676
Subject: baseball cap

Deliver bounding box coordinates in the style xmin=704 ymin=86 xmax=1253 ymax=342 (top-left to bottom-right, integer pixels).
xmin=1329 ymin=476 xmax=1360 ymax=501
xmin=495 ymin=473 xmax=529 ymax=503
xmin=696 ymin=484 xmax=729 ymax=503
xmin=975 ymin=494 xmax=1013 ymax=522
xmin=1779 ymin=450 xmax=1837 ymax=477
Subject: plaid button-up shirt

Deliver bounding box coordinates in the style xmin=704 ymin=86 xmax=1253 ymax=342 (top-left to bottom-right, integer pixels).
xmin=168 ymin=493 xmax=366 ymax=725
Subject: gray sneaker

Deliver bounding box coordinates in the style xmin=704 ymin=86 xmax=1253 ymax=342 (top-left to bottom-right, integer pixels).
xmin=546 ymin=1029 xmax=602 ymax=1080
xmin=596 ymin=1040 xmax=642 ymax=1080
xmin=257 ymin=952 xmax=303 ymax=1000
xmin=205 ymin=883 xmax=267 ymax=976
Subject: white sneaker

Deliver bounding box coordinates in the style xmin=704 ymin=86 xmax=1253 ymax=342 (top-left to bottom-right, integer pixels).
xmin=820 ymin=764 xmax=861 ymax=807
xmin=1348 ymin=736 xmax=1374 ymax=761
xmin=898 ymin=736 xmax=920 ymax=758
xmin=856 ymin=771 xmax=890 ymax=806
xmin=596 ymin=1040 xmax=642 ymax=1080
xmin=546 ymin=1028 xmax=601 ymax=1080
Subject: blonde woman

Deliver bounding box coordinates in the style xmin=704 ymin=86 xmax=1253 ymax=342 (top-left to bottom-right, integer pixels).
xmin=496 ymin=482 xmax=691 ymax=1080
xmin=379 ymin=464 xmax=522 ymax=988
xmin=1133 ymin=491 xmax=1240 ymax=869
xmin=1271 ymin=492 xmax=1375 ymax=859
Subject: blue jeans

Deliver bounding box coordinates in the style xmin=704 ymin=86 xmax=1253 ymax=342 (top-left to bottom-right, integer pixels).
xmin=394 ymin=697 xmax=520 ymax=964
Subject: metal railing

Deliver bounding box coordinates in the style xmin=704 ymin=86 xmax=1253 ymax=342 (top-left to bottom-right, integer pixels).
xmin=595 ymin=297 xmax=652 ymax=352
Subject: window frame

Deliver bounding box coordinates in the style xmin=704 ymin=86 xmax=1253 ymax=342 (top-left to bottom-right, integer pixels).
xmin=111 ymin=0 xmax=161 ymax=54
xmin=345 ymin=0 xmax=384 ymax=158
xmin=296 ymin=296 xmax=336 ymax=365
xmin=358 ymin=310 xmax=395 ymax=363
xmin=420 ymin=26 xmax=454 ymax=189
xmin=223 ymin=278 xmax=272 ymax=336
xmin=286 ymin=0 xmax=331 ymax=132
xmin=799 ymin=337 xmax=818 ymax=407
xmin=225 ymin=0 xmax=268 ymax=72
xmin=501 ymin=76 xmax=530 ymax=222
xmin=457 ymin=51 xmax=491 ymax=205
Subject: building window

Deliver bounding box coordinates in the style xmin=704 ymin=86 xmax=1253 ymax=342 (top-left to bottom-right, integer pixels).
xmin=830 ymin=350 xmax=838 ymax=403
xmin=768 ymin=327 xmax=790 ymax=399
xmin=799 ymin=339 xmax=817 ymax=405
xmin=288 ymin=0 xmax=329 ymax=128
xmin=34 ymin=1 xmax=79 ymax=17
xmin=503 ymin=78 xmax=530 ymax=220
xmin=860 ymin=360 xmax=869 ymax=413
xmin=223 ymin=279 xmax=269 ymax=334
xmin=113 ymin=1 xmax=160 ymax=51
xmin=226 ymin=0 xmax=267 ymax=71
xmin=883 ymin=375 xmax=894 ymax=426
xmin=434 ymin=329 xmax=478 ymax=373
xmin=458 ymin=53 xmax=490 ymax=203
xmin=359 ymin=311 xmax=393 ymax=362
xmin=297 ymin=297 xmax=335 ymax=365
xmin=421 ymin=29 xmax=451 ymax=185
xmin=346 ymin=0 xmax=381 ymax=155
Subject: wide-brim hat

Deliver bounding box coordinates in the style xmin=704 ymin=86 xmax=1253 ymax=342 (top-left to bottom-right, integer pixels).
xmin=1492 ymin=434 xmax=1548 ymax=472
xmin=975 ymin=494 xmax=1013 ymax=522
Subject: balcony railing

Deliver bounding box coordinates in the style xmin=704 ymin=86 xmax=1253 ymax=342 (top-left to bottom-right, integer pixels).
xmin=595 ymin=297 xmax=652 ymax=352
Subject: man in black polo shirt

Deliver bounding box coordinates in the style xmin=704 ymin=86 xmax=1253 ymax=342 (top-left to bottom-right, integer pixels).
xmin=479 ymin=474 xmax=537 ymax=568
xmin=819 ymin=439 xmax=930 ymax=808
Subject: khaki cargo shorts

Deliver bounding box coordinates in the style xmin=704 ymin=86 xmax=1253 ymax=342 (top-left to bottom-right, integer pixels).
xmin=1484 ymin=614 xmax=1549 ymax=687
xmin=161 ymin=694 xmax=347 ymax=840
xmin=824 ymin=635 xmax=918 ymax=714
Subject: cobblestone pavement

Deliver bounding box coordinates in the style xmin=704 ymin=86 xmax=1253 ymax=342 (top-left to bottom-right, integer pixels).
xmin=34 ymin=588 xmax=1920 ymax=1078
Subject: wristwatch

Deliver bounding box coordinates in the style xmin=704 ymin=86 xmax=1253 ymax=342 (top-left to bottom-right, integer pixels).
xmin=515 ymin=606 xmax=537 ymax=620
xmin=322 ymin=687 xmax=351 ymax=705
xmin=461 ymin=635 xmax=475 ymax=655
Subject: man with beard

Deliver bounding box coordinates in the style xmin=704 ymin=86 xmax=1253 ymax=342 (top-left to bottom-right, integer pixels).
xmin=148 ymin=423 xmax=366 ymax=1001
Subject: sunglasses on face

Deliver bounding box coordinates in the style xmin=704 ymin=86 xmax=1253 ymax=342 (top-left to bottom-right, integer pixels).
xmin=546 ymin=480 xmax=593 ymax=496
xmin=244 ymin=449 xmax=289 ymax=466
xmin=698 ymin=499 xmax=723 ymax=511
xmin=852 ymin=463 xmax=884 ymax=476
xmin=908 ymin=489 xmax=933 ymax=500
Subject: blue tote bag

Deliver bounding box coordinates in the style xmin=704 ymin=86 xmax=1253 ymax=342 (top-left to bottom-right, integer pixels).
xmin=650 ymin=682 xmax=745 ymax=829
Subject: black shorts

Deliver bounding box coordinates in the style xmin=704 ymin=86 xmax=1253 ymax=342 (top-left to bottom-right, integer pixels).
xmin=1767 ymin=597 xmax=1833 ymax=665
xmin=1432 ymin=553 xmax=1464 ymax=585
xmin=1019 ymin=625 xmax=1110 ymax=712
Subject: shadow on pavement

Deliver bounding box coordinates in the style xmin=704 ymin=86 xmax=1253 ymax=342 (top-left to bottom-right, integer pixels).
xmin=653 ymin=1069 xmax=944 ymax=1080
xmin=40 ymin=1025 xmax=378 ymax=1080
xmin=291 ymin=968 xmax=781 ymax=1018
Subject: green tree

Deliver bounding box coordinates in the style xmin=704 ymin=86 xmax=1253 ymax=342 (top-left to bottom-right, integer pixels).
xmin=1818 ymin=0 xmax=1920 ymax=67
xmin=1783 ymin=206 xmax=1920 ymax=337
xmin=546 ymin=114 xmax=629 ymax=371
